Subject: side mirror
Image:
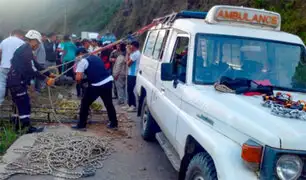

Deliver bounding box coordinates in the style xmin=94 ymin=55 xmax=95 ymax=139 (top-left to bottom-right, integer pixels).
xmin=161 ymin=63 xmax=174 ymax=81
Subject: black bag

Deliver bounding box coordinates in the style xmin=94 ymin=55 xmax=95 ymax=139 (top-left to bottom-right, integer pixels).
xmin=218 ymin=76 xmax=273 ymax=95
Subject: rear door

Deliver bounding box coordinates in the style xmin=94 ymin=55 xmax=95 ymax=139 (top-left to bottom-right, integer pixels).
xmin=139 ymin=30 xmax=159 ymax=87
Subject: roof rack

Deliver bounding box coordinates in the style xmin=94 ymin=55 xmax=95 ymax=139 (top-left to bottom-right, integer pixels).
xmin=152 ymin=12 xmax=177 ymax=26
xmin=152 ymin=10 xmax=208 ymax=28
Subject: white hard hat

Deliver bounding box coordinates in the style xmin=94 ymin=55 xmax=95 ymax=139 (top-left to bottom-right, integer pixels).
xmin=25 ymin=30 xmax=42 ymax=43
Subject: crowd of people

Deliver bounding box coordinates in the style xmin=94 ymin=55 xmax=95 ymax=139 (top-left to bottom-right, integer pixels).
xmin=0 ymin=29 xmax=141 ymax=133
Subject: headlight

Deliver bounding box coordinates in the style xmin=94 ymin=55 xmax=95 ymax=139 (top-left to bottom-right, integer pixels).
xmin=276 ymin=155 xmax=303 ymax=180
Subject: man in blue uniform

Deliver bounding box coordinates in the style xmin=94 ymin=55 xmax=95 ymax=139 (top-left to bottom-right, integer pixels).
xmin=72 ymin=48 xmax=118 ymax=130
xmin=7 ymin=30 xmax=55 ymax=133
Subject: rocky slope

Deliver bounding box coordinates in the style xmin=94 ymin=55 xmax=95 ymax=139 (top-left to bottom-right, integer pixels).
xmin=0 ymin=0 xmax=305 ymax=43
xmin=106 ymin=0 xmax=306 ymax=43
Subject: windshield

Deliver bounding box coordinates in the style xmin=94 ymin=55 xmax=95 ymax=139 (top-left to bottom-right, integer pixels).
xmin=193 ymin=34 xmax=306 ymax=90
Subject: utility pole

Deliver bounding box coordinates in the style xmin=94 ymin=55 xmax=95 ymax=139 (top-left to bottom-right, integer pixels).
xmin=64 ymin=4 xmax=67 ymax=35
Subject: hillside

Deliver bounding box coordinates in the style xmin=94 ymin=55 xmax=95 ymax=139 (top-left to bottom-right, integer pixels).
xmin=106 ymin=0 xmax=306 ymax=43
xmin=0 ymin=0 xmax=122 ymax=38
xmin=0 ymin=0 xmax=305 ymax=43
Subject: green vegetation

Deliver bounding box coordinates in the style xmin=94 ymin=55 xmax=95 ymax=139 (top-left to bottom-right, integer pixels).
xmin=106 ymin=0 xmax=306 ymax=45
xmin=251 ymin=0 xmax=306 ymax=43
xmin=1 ymin=0 xmax=304 ymax=43
xmin=249 ymin=0 xmax=306 ymax=85
xmin=65 ymin=0 xmax=122 ymax=35
xmin=0 ymin=122 xmax=18 ymax=155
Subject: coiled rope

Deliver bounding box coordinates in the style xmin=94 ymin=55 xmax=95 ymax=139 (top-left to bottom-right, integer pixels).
xmin=0 ymin=132 xmax=111 ymax=179
xmin=214 ymin=83 xmax=235 ymax=93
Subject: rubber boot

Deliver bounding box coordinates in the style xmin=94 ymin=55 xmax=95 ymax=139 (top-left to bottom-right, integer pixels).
xmin=10 ymin=116 xmax=20 ymax=132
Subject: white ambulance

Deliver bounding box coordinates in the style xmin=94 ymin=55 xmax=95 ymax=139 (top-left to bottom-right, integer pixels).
xmin=135 ymin=5 xmax=306 ymax=180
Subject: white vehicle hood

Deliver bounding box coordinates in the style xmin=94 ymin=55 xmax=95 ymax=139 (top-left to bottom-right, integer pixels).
xmin=191 ymin=85 xmax=306 ymax=150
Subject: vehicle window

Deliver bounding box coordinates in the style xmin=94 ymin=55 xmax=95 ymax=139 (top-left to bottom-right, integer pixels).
xmin=193 ymin=34 xmax=304 ymax=90
xmin=152 ymin=30 xmax=170 ymax=60
xmin=153 ymin=30 xmax=166 ymax=60
xmin=143 ymin=31 xmax=158 ymax=57
xmin=159 ymin=30 xmax=170 ymax=60
xmin=171 ymin=36 xmax=189 ymax=83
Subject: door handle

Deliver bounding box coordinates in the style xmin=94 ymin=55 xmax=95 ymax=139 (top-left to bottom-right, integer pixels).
xmin=139 ymin=70 xmax=142 ymax=75
xmin=161 ymin=87 xmax=165 ymax=92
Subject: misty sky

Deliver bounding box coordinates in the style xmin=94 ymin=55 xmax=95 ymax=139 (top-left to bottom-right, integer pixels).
xmin=0 ymin=0 xmax=48 ymax=15
xmin=0 ymin=0 xmax=68 ymax=16
xmin=0 ymin=0 xmax=72 ymax=36
xmin=0 ymin=0 xmax=114 ymax=37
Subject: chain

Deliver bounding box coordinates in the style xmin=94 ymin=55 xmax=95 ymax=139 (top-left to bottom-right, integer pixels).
xmin=262 ymin=101 xmax=306 ymax=120
xmin=0 ymin=132 xmax=111 ymax=179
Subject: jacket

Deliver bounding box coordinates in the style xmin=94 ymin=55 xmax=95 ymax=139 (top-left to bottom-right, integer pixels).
xmin=112 ymin=53 xmax=127 ymax=77
xmin=34 ymin=43 xmax=46 ymax=64
xmin=84 ymin=55 xmax=110 ymax=84
xmin=7 ymin=43 xmax=50 ymax=87
xmin=44 ymin=39 xmax=57 ymax=62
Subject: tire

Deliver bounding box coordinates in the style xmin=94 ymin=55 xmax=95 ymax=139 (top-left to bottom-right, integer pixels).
xmin=185 ymin=153 xmax=218 ymax=180
xmin=140 ymin=98 xmax=159 ymax=141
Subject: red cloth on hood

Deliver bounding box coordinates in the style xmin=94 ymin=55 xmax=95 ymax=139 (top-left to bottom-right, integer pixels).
xmin=244 ymin=80 xmax=272 ymax=96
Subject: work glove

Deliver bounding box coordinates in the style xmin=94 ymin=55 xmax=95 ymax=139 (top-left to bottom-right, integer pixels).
xmin=76 ymin=72 xmax=83 ymax=84
xmin=46 ymin=78 xmax=55 ymax=86
xmin=49 ymin=73 xmax=56 ymax=78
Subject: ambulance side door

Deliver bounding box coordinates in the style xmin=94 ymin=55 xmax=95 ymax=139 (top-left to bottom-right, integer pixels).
xmin=151 ymin=30 xmax=189 ymax=148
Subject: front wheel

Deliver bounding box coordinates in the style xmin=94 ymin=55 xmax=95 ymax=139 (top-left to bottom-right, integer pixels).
xmin=185 ymin=153 xmax=217 ymax=180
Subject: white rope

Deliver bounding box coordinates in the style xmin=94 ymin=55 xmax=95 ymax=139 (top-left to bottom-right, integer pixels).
xmin=53 ymin=62 xmax=76 ymax=81
xmin=40 ymin=60 xmax=76 ymax=74
xmin=46 ymin=61 xmax=76 ymax=127
xmin=0 ymin=132 xmax=111 ymax=179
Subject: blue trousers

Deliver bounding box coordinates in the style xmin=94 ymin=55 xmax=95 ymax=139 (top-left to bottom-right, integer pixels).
xmin=127 ymin=75 xmax=136 ymax=107
xmin=10 ymin=85 xmax=31 ymax=129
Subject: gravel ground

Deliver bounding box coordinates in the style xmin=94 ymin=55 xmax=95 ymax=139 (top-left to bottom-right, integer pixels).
xmin=8 ymin=112 xmax=178 ymax=180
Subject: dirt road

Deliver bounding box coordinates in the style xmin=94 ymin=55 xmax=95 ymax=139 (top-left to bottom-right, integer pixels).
xmin=9 ymin=112 xmax=178 ymax=180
